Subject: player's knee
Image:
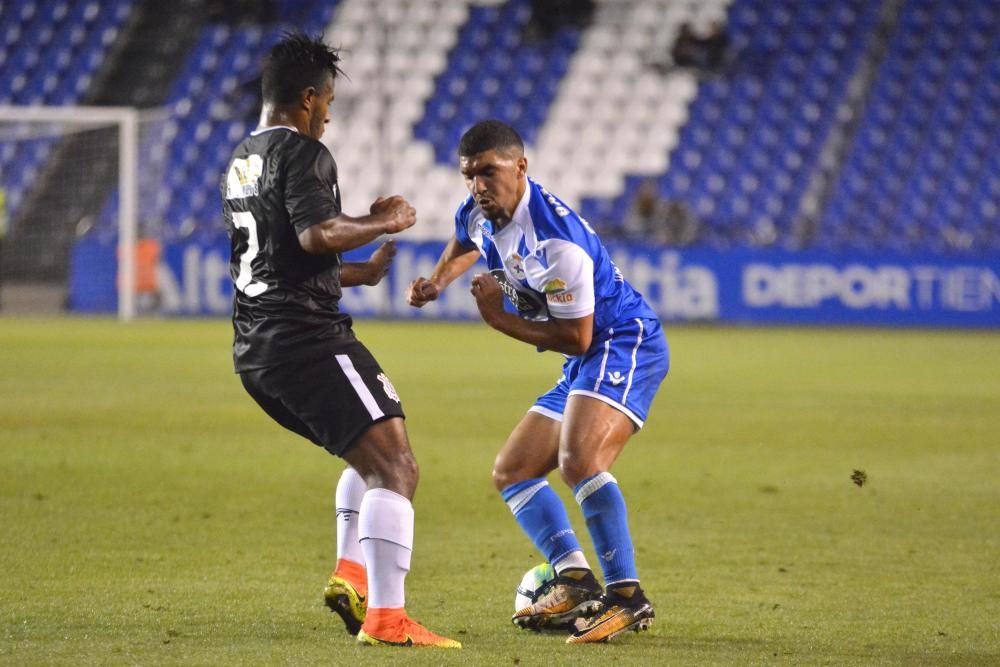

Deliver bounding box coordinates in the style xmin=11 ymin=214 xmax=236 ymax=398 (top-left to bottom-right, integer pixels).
xmin=492 ymin=461 xmax=514 ymax=492
xmin=492 ymin=451 xmax=531 ymax=492
xmin=557 ymin=452 xmax=597 ymax=488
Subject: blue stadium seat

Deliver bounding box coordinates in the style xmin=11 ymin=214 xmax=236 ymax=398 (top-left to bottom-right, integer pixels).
xmin=0 ymin=0 xmax=138 ymax=223
xmin=112 ymin=1 xmax=340 ymax=232
xmin=414 ymin=0 xmax=581 ymax=167
xmin=824 ymin=0 xmax=1000 ymax=253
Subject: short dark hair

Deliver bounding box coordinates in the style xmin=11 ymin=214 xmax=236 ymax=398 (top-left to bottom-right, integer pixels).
xmin=458 ymin=119 xmax=524 ymax=157
xmin=261 ymin=32 xmax=344 ymax=107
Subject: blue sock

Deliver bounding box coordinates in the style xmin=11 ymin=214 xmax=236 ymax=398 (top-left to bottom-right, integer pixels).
xmin=502 ymin=478 xmax=583 ymax=566
xmin=575 ymin=472 xmax=638 ymax=584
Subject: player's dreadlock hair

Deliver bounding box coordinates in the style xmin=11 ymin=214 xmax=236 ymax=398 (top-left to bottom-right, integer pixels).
xmin=458 ymin=119 xmax=524 ymax=157
xmin=261 ymin=31 xmax=345 ymax=107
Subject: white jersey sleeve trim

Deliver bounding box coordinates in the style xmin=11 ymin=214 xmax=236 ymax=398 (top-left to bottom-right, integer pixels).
xmin=523 ymin=238 xmax=595 ymax=319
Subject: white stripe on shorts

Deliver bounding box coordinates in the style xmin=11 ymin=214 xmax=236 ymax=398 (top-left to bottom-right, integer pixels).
xmin=621 ymin=318 xmax=644 ymax=404
xmin=335 ymin=354 xmax=385 ymax=420
xmin=528 ymin=405 xmax=564 ymax=422
xmin=592 ymin=327 xmax=614 ymax=392
xmin=568 ymin=389 xmax=645 ymax=428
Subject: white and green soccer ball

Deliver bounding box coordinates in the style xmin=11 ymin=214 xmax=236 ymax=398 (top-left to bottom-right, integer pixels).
xmin=514 ymin=562 xmax=556 ymax=611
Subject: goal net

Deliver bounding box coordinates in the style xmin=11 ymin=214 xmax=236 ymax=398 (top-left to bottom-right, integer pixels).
xmin=0 ymin=105 xmax=145 ymax=320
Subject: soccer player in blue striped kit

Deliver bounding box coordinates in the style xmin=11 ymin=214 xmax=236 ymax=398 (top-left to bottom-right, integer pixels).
xmin=407 ymin=120 xmax=669 ymax=644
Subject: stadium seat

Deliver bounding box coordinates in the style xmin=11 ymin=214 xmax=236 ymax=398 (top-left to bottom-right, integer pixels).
xmin=5 ymin=0 xmax=997 ymax=254
xmin=824 ymin=0 xmax=1000 ymax=253
xmin=0 ymin=0 xmax=136 ymax=223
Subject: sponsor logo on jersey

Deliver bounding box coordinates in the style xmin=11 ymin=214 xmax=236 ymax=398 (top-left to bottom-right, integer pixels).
xmin=607 ymin=371 xmax=625 ymax=386
xmin=543 ymin=278 xmax=574 ymax=304
xmin=225 ymin=155 xmax=263 ymax=199
xmin=542 ymin=278 xmax=567 ymax=294
xmin=490 ymin=269 xmax=548 ymax=320
xmin=377 ymin=373 xmax=400 ymax=402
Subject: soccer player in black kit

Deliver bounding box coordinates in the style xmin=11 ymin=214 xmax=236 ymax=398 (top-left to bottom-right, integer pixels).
xmin=221 ymin=33 xmax=460 ymax=649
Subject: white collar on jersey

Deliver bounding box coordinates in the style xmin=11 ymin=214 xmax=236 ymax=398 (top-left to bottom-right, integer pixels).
xmin=250 ymin=125 xmax=298 ymax=136
xmin=494 ymin=177 xmax=532 ymax=235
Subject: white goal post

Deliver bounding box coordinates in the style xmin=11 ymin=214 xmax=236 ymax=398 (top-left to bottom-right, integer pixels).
xmin=0 ymin=105 xmax=140 ymax=320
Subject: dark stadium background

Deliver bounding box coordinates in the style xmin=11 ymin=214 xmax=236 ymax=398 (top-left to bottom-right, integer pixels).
xmin=0 ymin=0 xmax=997 ymax=324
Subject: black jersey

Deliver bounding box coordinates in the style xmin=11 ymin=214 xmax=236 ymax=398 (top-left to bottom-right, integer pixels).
xmin=222 ymin=126 xmax=354 ymax=372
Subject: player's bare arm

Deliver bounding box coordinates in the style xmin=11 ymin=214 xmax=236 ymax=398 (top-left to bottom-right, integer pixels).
xmin=341 ymin=239 xmax=396 ymax=287
xmin=298 ymin=196 xmax=415 ymax=255
xmin=470 ymin=272 xmax=593 ymax=355
xmin=406 ymin=236 xmax=480 ymax=307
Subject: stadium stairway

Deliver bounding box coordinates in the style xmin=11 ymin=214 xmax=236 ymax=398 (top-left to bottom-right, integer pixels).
xmin=8 ymin=0 xmax=993 ymax=260
xmin=322 ymin=0 xmax=709 ymax=239
xmin=535 ymin=0 xmax=708 ymax=217
xmin=317 ymin=0 xmax=480 ymax=239
xmin=820 ymin=0 xmax=1000 ymax=254
xmin=584 ymin=0 xmax=882 ymax=249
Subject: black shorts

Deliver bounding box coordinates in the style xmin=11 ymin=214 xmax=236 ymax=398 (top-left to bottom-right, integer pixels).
xmin=239 ymin=339 xmax=405 ymax=457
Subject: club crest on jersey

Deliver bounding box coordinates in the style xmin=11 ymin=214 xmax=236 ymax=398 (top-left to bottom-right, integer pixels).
xmin=225 ymin=154 xmax=263 ymax=199
xmin=508 ymin=254 xmax=526 ymax=280
xmin=377 ymin=373 xmax=400 ymax=402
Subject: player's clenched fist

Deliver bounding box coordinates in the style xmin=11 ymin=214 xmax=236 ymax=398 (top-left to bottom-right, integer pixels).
xmin=406 ymin=277 xmax=440 ymax=307
xmin=363 ymin=239 xmax=397 ymax=286
xmin=470 ymin=272 xmax=505 ymax=324
xmin=370 ymin=195 xmax=416 ymax=234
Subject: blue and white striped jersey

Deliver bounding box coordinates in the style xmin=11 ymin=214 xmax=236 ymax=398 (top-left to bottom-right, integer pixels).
xmin=454 ymin=177 xmax=659 ymax=340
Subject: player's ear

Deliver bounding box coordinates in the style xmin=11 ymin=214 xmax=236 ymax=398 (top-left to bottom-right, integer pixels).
xmin=517 ymin=155 xmax=528 ymax=177
xmin=299 ymin=86 xmax=316 ymax=111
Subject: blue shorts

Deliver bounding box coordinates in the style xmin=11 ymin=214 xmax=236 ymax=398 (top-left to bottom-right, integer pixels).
xmin=531 ymin=317 xmax=669 ymax=428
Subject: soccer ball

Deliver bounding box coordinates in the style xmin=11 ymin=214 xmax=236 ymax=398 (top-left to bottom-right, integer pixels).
xmin=514 ymin=562 xmax=556 ymax=611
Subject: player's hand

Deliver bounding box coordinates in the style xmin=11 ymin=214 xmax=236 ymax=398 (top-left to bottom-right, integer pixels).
xmin=470 ymin=272 xmax=505 ymax=324
xmin=363 ymin=239 xmax=396 ymax=286
xmin=370 ymin=195 xmax=416 ymax=234
xmin=406 ymin=277 xmax=440 ymax=307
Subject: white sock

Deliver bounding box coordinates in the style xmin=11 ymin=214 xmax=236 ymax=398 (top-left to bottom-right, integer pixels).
xmin=553 ymin=550 xmax=591 ymax=574
xmin=358 ymin=487 xmax=413 ymax=609
xmin=335 ymin=466 xmax=367 ymax=566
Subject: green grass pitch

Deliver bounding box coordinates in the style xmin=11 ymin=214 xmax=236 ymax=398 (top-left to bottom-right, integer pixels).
xmin=1 ymin=317 xmax=998 ymax=665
